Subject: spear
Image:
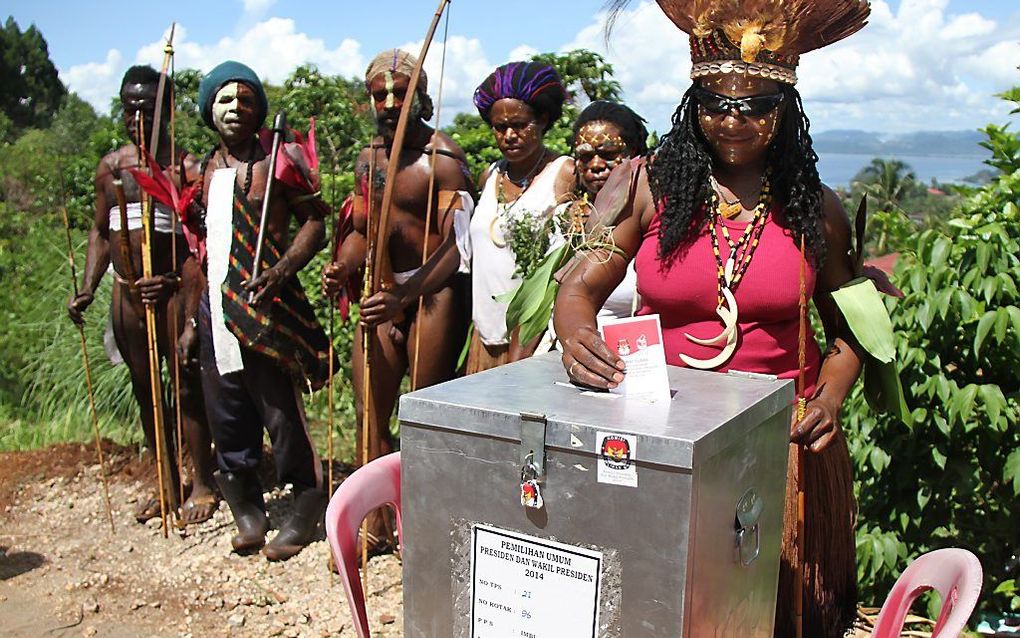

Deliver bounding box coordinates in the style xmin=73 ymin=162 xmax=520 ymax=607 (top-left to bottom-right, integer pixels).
xmin=58 ymin=197 xmax=115 ymax=533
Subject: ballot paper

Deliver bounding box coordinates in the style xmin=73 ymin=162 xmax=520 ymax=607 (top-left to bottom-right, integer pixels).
xmin=597 ymin=314 xmax=671 ymax=403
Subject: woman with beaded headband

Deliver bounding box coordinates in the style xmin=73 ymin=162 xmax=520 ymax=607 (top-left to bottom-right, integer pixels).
xmin=556 ymin=1 xmax=873 ymax=635
xmin=467 ymin=61 xmax=575 ymax=373
xmin=573 ymin=101 xmax=649 ymax=320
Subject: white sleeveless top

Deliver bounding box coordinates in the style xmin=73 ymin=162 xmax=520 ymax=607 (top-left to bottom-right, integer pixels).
xmin=470 ymin=156 xmax=570 ymax=345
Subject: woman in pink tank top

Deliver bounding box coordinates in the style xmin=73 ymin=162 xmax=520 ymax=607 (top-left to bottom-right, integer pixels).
xmin=554 ymin=2 xmax=873 ymax=636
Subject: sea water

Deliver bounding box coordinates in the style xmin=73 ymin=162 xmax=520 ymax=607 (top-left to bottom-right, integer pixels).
xmin=817 ymin=153 xmax=991 ymax=188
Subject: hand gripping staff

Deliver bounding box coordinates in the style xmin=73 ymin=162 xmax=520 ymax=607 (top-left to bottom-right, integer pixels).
xmin=249 ymin=111 xmax=288 ymax=303
xmin=57 ymin=179 xmax=116 ymax=534
xmin=361 ymin=0 xmax=451 ymax=579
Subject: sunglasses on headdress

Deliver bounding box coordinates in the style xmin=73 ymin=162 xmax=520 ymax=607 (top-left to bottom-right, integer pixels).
xmin=694 ymin=87 xmax=785 ymax=117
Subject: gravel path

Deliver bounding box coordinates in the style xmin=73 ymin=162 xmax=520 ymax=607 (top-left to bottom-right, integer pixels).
xmin=0 ymin=451 xmax=402 ymax=637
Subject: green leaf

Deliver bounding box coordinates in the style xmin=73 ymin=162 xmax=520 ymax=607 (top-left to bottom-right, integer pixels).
xmin=930 ymin=236 xmax=951 ymax=270
xmin=976 ymin=242 xmax=991 ymax=274
xmin=831 ymin=278 xmax=896 ymax=363
xmin=1006 ymin=449 xmax=1020 ymax=496
xmin=978 ymin=384 xmax=1004 ymax=425
xmin=982 ymin=275 xmax=999 ymax=304
xmin=995 ymin=579 xmax=1018 ymax=595
xmin=869 ymin=446 xmax=891 ymax=473
xmin=934 ymin=288 xmax=953 ymax=320
xmin=932 ymin=447 xmax=947 ymax=469
xmin=974 ymin=310 xmax=996 ymax=356
xmin=958 ymin=383 xmax=979 ymax=425
xmin=995 ymin=307 xmax=1010 ymax=344
xmin=1009 ymin=305 xmax=1020 ymax=346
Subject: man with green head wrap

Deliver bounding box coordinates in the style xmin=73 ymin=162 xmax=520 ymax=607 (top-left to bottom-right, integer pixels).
xmin=180 ymin=60 xmax=333 ymax=561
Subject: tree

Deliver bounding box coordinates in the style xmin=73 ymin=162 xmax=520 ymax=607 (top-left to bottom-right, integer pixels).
xmin=278 ymin=64 xmax=374 ymax=185
xmin=0 ymin=17 xmax=66 ymax=132
xmin=851 ymin=158 xmax=921 ymax=214
xmin=846 ymin=89 xmax=1020 ymax=619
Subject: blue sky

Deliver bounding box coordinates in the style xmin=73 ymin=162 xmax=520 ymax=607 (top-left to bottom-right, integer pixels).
xmin=6 ymin=0 xmax=1020 ymax=134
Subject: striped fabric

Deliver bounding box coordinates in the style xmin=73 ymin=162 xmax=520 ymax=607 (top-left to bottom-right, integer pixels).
xmin=221 ymin=183 xmax=335 ymax=391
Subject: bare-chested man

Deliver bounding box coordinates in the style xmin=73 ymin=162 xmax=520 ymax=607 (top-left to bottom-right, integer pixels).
xmin=67 ymin=65 xmax=217 ymax=526
xmin=322 ymin=49 xmax=473 ymax=547
xmin=182 ymin=61 xmax=332 ymax=561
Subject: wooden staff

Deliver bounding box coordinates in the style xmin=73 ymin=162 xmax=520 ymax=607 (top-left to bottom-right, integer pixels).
xmin=163 ymin=32 xmax=187 ymax=514
xmin=411 ymin=6 xmax=450 ymax=390
xmin=137 ymin=114 xmax=178 ymax=537
xmin=795 ymin=234 xmax=808 ymax=638
xmin=250 ymin=111 xmax=287 ymax=303
xmin=360 ymin=147 xmax=378 ymax=581
xmin=59 ymin=205 xmax=115 ymax=533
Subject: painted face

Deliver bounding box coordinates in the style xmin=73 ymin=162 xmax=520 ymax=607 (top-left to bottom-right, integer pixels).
xmin=574 ymin=120 xmax=629 ymax=196
xmin=696 ymin=73 xmax=784 ymax=168
xmin=212 ymin=81 xmax=260 ymax=146
xmin=368 ymin=72 xmax=420 ymax=134
xmin=120 ymin=83 xmax=158 ymax=146
xmin=489 ymin=98 xmax=546 ymax=163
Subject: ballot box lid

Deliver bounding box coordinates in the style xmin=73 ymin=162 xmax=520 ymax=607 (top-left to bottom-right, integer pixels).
xmin=398 ymin=353 xmax=794 ymax=470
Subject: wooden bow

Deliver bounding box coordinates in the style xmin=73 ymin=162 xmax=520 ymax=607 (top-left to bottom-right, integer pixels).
xmin=368 ymin=0 xmax=451 ymax=294
xmin=359 ymin=0 xmax=450 ymax=579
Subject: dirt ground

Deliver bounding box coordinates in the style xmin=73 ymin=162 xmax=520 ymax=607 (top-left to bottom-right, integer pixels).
xmin=0 ymin=442 xmax=947 ymax=638
xmin=0 ymin=442 xmax=402 ymax=638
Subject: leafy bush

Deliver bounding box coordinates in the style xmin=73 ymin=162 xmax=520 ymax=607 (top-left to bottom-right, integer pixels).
xmin=846 ymin=90 xmax=1020 ymax=617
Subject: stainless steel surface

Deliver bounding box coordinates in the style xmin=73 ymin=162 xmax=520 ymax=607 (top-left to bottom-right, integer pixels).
xmin=400 ymin=353 xmax=793 ymax=637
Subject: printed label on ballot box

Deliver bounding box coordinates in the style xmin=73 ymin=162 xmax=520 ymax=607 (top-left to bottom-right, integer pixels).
xmin=470 ymin=524 xmax=602 ymax=638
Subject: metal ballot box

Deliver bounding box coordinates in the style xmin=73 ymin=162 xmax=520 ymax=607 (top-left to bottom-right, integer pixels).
xmin=398 ymin=353 xmax=793 ymax=637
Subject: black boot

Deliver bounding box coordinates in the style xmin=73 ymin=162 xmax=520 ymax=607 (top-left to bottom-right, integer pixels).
xmin=214 ymin=470 xmax=269 ymax=553
xmin=263 ymin=487 xmax=327 ymax=562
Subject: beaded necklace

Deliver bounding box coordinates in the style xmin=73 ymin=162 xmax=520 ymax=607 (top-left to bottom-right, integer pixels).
xmin=707 ymin=174 xmax=771 ymax=306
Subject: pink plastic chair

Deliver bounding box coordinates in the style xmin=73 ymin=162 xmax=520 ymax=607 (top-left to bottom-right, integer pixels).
xmin=324 ymin=452 xmax=402 ymax=638
xmin=871 ymin=548 xmax=983 ymax=638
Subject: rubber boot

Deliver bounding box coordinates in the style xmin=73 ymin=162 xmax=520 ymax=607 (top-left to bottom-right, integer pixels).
xmin=263 ymin=487 xmax=327 ymax=562
xmin=214 ymin=470 xmax=269 ymax=553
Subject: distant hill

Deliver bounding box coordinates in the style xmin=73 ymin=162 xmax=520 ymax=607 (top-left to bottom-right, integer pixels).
xmin=813 ymin=129 xmax=989 ymax=158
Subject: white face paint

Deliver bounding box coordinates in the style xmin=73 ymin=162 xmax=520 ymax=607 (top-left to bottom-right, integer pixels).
xmin=212 ymin=82 xmax=241 ymax=137
xmin=383 ymin=71 xmax=395 ymax=109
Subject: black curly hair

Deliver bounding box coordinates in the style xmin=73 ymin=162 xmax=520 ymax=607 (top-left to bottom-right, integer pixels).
xmin=649 ymin=82 xmax=825 ymax=266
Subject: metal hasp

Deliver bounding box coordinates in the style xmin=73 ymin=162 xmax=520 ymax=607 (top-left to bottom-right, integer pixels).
xmin=519 ymin=411 xmax=547 ymax=478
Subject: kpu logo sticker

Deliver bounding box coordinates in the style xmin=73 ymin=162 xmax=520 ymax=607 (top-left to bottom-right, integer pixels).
xmin=596 ymin=431 xmax=637 ymax=487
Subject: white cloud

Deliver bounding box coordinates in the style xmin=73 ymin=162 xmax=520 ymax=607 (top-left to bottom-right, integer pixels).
xmin=562 ymin=0 xmax=1020 ymax=134
xmin=242 ymin=0 xmax=276 ymax=16
xmin=60 ymin=49 xmax=123 ymax=112
xmin=395 ymin=35 xmax=494 ymax=123
xmin=508 ymin=44 xmax=539 ymax=62
xmin=60 ymin=2 xmax=1020 ymax=136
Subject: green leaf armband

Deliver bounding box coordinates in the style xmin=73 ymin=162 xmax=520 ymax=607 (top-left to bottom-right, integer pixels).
xmin=831 ymin=277 xmax=910 ymax=424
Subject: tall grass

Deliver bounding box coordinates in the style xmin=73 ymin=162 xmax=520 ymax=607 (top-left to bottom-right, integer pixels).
xmin=0 ymin=209 xmax=365 ymax=461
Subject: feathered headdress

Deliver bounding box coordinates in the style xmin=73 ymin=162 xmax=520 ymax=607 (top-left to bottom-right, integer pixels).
xmin=608 ymin=0 xmax=870 ymax=84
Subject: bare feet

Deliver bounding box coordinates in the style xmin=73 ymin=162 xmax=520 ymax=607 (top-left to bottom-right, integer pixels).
xmin=180 ymin=487 xmax=219 ymax=526
xmin=134 ymin=496 xmax=161 ymax=523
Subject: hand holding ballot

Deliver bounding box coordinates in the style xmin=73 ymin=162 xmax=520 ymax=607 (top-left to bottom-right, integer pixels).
xmin=562 ymin=314 xmax=671 ymax=403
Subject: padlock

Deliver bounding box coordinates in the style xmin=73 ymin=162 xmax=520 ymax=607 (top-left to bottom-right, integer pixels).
xmin=520 ymin=455 xmax=544 ymax=509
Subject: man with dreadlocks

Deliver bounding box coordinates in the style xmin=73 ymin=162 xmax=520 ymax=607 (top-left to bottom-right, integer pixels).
xmin=322 ymin=49 xmax=472 ymax=552
xmin=67 ymin=64 xmax=218 ymax=526
xmin=556 ymin=1 xmax=878 ymax=636
xmin=181 ymin=61 xmax=332 ymax=561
